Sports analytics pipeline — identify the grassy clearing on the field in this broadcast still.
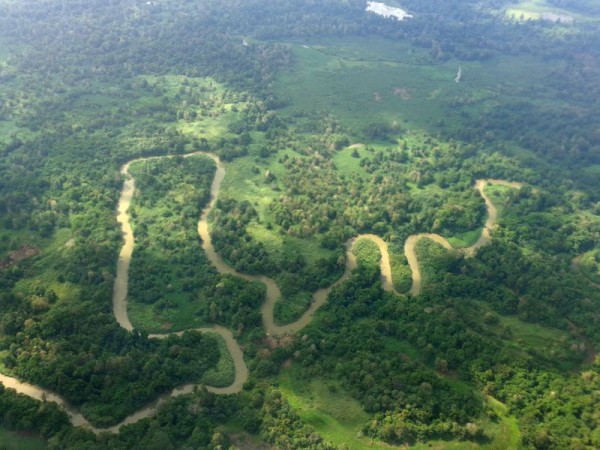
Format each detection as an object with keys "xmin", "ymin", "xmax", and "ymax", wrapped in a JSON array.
[
  {"xmin": 481, "ymin": 396, "xmax": 522, "ymax": 450},
  {"xmin": 504, "ymin": 0, "xmax": 590, "ymax": 21},
  {"xmin": 0, "ymin": 120, "xmax": 20, "ymax": 145},
  {"xmin": 141, "ymin": 75, "xmax": 250, "ymax": 141},
  {"xmin": 274, "ymin": 37, "xmax": 555, "ymax": 135},
  {"xmin": 381, "ymin": 336, "xmax": 422, "ymax": 362},
  {"xmin": 290, "ymin": 35, "xmax": 432, "ymax": 66},
  {"xmin": 490, "ymin": 312, "xmax": 583, "ymax": 371},
  {"xmin": 0, "ymin": 427, "xmax": 46, "ymax": 450},
  {"xmin": 448, "ymin": 229, "xmax": 482, "ymax": 249},
  {"xmin": 332, "ymin": 146, "xmax": 370, "ymax": 179},
  {"xmin": 219, "ymin": 155, "xmax": 277, "ymax": 221},
  {"xmin": 278, "ymin": 365, "xmax": 391, "ymax": 450},
  {"xmin": 500, "ymin": 317, "xmax": 583, "ymax": 370},
  {"xmin": 10, "ymin": 229, "xmax": 81, "ymax": 304},
  {"xmin": 248, "ymin": 223, "xmax": 333, "ymax": 268},
  {"xmin": 0, "ymin": 222, "xmax": 61, "ymax": 260},
  {"xmin": 219, "ymin": 155, "xmax": 336, "ymax": 269},
  {"xmin": 128, "ymin": 296, "xmax": 208, "ymax": 333},
  {"xmin": 279, "ymin": 364, "xmax": 521, "ymax": 450},
  {"xmin": 274, "ymin": 41, "xmax": 459, "ymax": 132}
]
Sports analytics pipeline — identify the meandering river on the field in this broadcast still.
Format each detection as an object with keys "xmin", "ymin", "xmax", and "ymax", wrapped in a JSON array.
[{"xmin": 0, "ymin": 151, "xmax": 523, "ymax": 434}]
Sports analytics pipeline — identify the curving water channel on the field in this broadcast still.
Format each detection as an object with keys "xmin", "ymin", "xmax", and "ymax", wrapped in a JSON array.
[{"xmin": 0, "ymin": 151, "xmax": 523, "ymax": 434}]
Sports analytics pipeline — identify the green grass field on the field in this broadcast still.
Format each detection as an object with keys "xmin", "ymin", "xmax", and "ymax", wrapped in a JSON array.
[
  {"xmin": 273, "ymin": 37, "xmax": 557, "ymax": 135},
  {"xmin": 332, "ymin": 146, "xmax": 370, "ymax": 179},
  {"xmin": 504, "ymin": 0, "xmax": 591, "ymax": 22},
  {"xmin": 11, "ymin": 228, "xmax": 82, "ymax": 304},
  {"xmin": 448, "ymin": 229, "xmax": 482, "ymax": 249},
  {"xmin": 478, "ymin": 305, "xmax": 584, "ymax": 371},
  {"xmin": 279, "ymin": 365, "xmax": 390, "ymax": 450},
  {"xmin": 128, "ymin": 296, "xmax": 208, "ymax": 332},
  {"xmin": 279, "ymin": 364, "xmax": 522, "ymax": 450}
]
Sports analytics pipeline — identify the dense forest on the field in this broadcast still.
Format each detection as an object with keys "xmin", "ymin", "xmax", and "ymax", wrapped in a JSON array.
[{"xmin": 0, "ymin": 0, "xmax": 599, "ymax": 448}]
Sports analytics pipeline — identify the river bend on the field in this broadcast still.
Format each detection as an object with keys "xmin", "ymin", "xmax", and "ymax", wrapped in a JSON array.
[{"xmin": 0, "ymin": 151, "xmax": 523, "ymax": 433}]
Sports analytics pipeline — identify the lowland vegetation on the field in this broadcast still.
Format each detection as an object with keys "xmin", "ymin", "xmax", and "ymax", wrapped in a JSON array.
[{"xmin": 0, "ymin": 0, "xmax": 599, "ymax": 449}]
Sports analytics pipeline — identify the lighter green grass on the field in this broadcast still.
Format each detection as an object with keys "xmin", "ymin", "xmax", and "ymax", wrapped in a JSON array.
[
  {"xmin": 11, "ymin": 229, "xmax": 81, "ymax": 303},
  {"xmin": 381, "ymin": 336, "xmax": 422, "ymax": 362},
  {"xmin": 279, "ymin": 366, "xmax": 390, "ymax": 450},
  {"xmin": 448, "ymin": 229, "xmax": 482, "ymax": 248},
  {"xmin": 504, "ymin": 0, "xmax": 589, "ymax": 22},
  {"xmin": 0, "ymin": 120, "xmax": 20, "ymax": 144},
  {"xmin": 274, "ymin": 37, "xmax": 556, "ymax": 134},
  {"xmin": 247, "ymin": 223, "xmax": 333, "ymax": 268},
  {"xmin": 219, "ymin": 155, "xmax": 335, "ymax": 268},
  {"xmin": 332, "ymin": 146, "xmax": 370, "ymax": 179},
  {"xmin": 496, "ymin": 315, "xmax": 582, "ymax": 370},
  {"xmin": 279, "ymin": 365, "xmax": 522, "ymax": 450},
  {"xmin": 138, "ymin": 75, "xmax": 250, "ymax": 141},
  {"xmin": 219, "ymin": 156, "xmax": 277, "ymax": 218},
  {"xmin": 128, "ymin": 296, "xmax": 208, "ymax": 332}
]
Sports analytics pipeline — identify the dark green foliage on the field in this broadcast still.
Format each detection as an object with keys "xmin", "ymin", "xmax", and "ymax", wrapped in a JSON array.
[
  {"xmin": 1, "ymin": 0, "xmax": 600, "ymax": 448},
  {"xmin": 0, "ymin": 385, "xmax": 70, "ymax": 439},
  {"xmin": 260, "ymin": 389, "xmax": 338, "ymax": 450},
  {"xmin": 482, "ymin": 363, "xmax": 600, "ymax": 449},
  {"xmin": 212, "ymin": 198, "xmax": 275, "ymax": 275}
]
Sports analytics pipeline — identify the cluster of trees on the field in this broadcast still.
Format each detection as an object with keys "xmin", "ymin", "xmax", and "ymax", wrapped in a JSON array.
[
  {"xmin": 0, "ymin": 384, "xmax": 69, "ymax": 440},
  {"xmin": 286, "ymin": 238, "xmax": 600, "ymax": 447},
  {"xmin": 127, "ymin": 157, "xmax": 266, "ymax": 334},
  {"xmin": 0, "ymin": 0, "xmax": 599, "ymax": 448},
  {"xmin": 0, "ymin": 0, "xmax": 291, "ymax": 95},
  {"xmin": 211, "ymin": 198, "xmax": 275, "ymax": 275},
  {"xmin": 127, "ymin": 156, "xmax": 215, "ymax": 303},
  {"xmin": 211, "ymin": 196, "xmax": 345, "ymax": 324},
  {"xmin": 287, "ymin": 263, "xmax": 487, "ymax": 443},
  {"xmin": 1, "ymin": 279, "xmax": 222, "ymax": 427},
  {"xmin": 0, "ymin": 383, "xmax": 252, "ymax": 449},
  {"xmin": 259, "ymin": 389, "xmax": 338, "ymax": 450},
  {"xmin": 270, "ymin": 145, "xmax": 489, "ymax": 246},
  {"xmin": 0, "ymin": 379, "xmax": 345, "ymax": 449},
  {"xmin": 483, "ymin": 364, "xmax": 600, "ymax": 449}
]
